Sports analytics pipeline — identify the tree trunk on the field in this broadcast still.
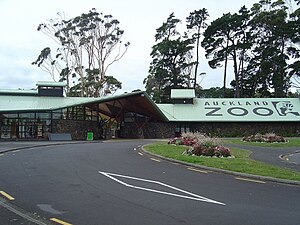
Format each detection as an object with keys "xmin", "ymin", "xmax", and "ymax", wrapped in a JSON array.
[
  {"xmin": 232, "ymin": 47, "xmax": 240, "ymax": 98},
  {"xmin": 193, "ymin": 28, "xmax": 201, "ymax": 89},
  {"xmin": 223, "ymin": 57, "xmax": 228, "ymax": 98},
  {"xmin": 223, "ymin": 39, "xmax": 229, "ymax": 97}
]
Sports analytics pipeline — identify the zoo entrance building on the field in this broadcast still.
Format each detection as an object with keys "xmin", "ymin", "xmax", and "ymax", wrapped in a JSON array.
[{"xmin": 1, "ymin": 81, "xmax": 300, "ymax": 140}]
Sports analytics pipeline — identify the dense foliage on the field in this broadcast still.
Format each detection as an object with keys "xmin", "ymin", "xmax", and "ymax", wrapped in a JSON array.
[
  {"xmin": 146, "ymin": 0, "xmax": 300, "ymax": 101},
  {"xmin": 143, "ymin": 13, "xmax": 196, "ymax": 103}
]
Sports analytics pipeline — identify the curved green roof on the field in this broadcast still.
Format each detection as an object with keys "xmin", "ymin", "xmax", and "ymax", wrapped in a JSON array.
[
  {"xmin": 0, "ymin": 91, "xmax": 168, "ymax": 121},
  {"xmin": 157, "ymin": 98, "xmax": 300, "ymax": 122}
]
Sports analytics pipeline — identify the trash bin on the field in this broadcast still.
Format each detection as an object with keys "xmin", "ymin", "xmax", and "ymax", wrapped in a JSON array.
[{"xmin": 87, "ymin": 131, "xmax": 93, "ymax": 141}]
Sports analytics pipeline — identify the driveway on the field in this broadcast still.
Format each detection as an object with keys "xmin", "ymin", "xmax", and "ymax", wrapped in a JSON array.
[
  {"xmin": 225, "ymin": 143, "xmax": 300, "ymax": 172},
  {"xmin": 0, "ymin": 141, "xmax": 299, "ymax": 225}
]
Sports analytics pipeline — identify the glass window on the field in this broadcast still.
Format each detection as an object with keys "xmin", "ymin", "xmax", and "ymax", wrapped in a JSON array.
[
  {"xmin": 1, "ymin": 126, "xmax": 11, "ymax": 139},
  {"xmin": 2, "ymin": 113, "xmax": 18, "ymax": 119},
  {"xmin": 0, "ymin": 112, "xmax": 52, "ymax": 140},
  {"xmin": 85, "ymin": 107, "xmax": 98, "ymax": 121},
  {"xmin": 52, "ymin": 109, "xmax": 66, "ymax": 120},
  {"xmin": 36, "ymin": 113, "xmax": 50, "ymax": 119},
  {"xmin": 19, "ymin": 113, "xmax": 35, "ymax": 119}
]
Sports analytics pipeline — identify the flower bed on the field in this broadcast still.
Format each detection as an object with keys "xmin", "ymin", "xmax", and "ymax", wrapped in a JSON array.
[
  {"xmin": 168, "ymin": 132, "xmax": 231, "ymax": 158},
  {"xmin": 242, "ymin": 133, "xmax": 286, "ymax": 143}
]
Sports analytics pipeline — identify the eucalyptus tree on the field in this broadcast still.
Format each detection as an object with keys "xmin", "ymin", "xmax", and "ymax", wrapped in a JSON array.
[
  {"xmin": 186, "ymin": 8, "xmax": 209, "ymax": 88},
  {"xmin": 144, "ymin": 13, "xmax": 195, "ymax": 103},
  {"xmin": 32, "ymin": 9, "xmax": 129, "ymax": 97}
]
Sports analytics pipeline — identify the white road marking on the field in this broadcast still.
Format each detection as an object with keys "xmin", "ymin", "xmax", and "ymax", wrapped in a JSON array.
[
  {"xmin": 138, "ymin": 152, "xmax": 143, "ymax": 156},
  {"xmin": 50, "ymin": 218, "xmax": 73, "ymax": 225},
  {"xmin": 150, "ymin": 158, "xmax": 161, "ymax": 162},
  {"xmin": 187, "ymin": 167, "xmax": 209, "ymax": 174},
  {"xmin": 235, "ymin": 177, "xmax": 266, "ymax": 184},
  {"xmin": 0, "ymin": 191, "xmax": 15, "ymax": 201},
  {"xmin": 99, "ymin": 171, "xmax": 225, "ymax": 205}
]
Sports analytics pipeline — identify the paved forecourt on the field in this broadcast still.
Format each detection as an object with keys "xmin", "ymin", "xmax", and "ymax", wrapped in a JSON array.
[{"xmin": 0, "ymin": 141, "xmax": 299, "ymax": 225}]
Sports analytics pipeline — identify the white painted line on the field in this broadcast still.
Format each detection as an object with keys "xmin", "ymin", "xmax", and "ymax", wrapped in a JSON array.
[
  {"xmin": 235, "ymin": 177, "xmax": 266, "ymax": 184},
  {"xmin": 150, "ymin": 158, "xmax": 161, "ymax": 162},
  {"xmin": 50, "ymin": 218, "xmax": 73, "ymax": 225},
  {"xmin": 99, "ymin": 171, "xmax": 225, "ymax": 205},
  {"xmin": 0, "ymin": 191, "xmax": 15, "ymax": 201},
  {"xmin": 187, "ymin": 167, "xmax": 209, "ymax": 174},
  {"xmin": 138, "ymin": 152, "xmax": 143, "ymax": 156}
]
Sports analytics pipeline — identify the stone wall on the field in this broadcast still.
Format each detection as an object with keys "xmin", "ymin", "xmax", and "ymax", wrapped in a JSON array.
[
  {"xmin": 53, "ymin": 120, "xmax": 300, "ymax": 140},
  {"xmin": 120, "ymin": 122, "xmax": 175, "ymax": 139},
  {"xmin": 120, "ymin": 121, "xmax": 300, "ymax": 138},
  {"xmin": 52, "ymin": 120, "xmax": 102, "ymax": 140},
  {"xmin": 188, "ymin": 122, "xmax": 300, "ymax": 137},
  {"xmin": 143, "ymin": 122, "xmax": 176, "ymax": 138}
]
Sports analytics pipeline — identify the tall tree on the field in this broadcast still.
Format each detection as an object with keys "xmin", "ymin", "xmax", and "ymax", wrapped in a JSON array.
[
  {"xmin": 186, "ymin": 8, "xmax": 209, "ymax": 88},
  {"xmin": 144, "ymin": 13, "xmax": 195, "ymax": 103},
  {"xmin": 201, "ymin": 7, "xmax": 251, "ymax": 97},
  {"xmin": 32, "ymin": 9, "xmax": 129, "ymax": 97},
  {"xmin": 247, "ymin": 0, "xmax": 291, "ymax": 97},
  {"xmin": 287, "ymin": 0, "xmax": 300, "ymax": 87}
]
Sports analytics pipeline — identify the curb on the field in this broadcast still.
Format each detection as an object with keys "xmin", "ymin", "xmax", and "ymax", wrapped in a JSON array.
[
  {"xmin": 0, "ymin": 141, "xmax": 102, "ymax": 155},
  {"xmin": 141, "ymin": 144, "xmax": 300, "ymax": 187}
]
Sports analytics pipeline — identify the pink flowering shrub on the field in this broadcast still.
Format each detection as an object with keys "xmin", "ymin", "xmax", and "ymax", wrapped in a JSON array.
[
  {"xmin": 242, "ymin": 133, "xmax": 286, "ymax": 143},
  {"xmin": 169, "ymin": 132, "xmax": 231, "ymax": 158}
]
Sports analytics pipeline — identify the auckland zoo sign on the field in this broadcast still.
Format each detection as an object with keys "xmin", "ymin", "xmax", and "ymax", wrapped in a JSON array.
[{"xmin": 200, "ymin": 99, "xmax": 300, "ymax": 122}]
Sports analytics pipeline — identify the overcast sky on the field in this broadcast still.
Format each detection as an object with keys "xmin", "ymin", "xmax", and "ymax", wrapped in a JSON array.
[{"xmin": 0, "ymin": 0, "xmax": 258, "ymax": 92}]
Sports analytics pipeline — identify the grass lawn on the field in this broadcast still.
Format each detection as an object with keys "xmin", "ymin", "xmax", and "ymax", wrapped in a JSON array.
[
  {"xmin": 223, "ymin": 137, "xmax": 300, "ymax": 147},
  {"xmin": 144, "ymin": 142, "xmax": 300, "ymax": 181}
]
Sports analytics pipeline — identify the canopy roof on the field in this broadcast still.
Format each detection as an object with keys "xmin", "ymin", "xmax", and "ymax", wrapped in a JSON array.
[
  {"xmin": 2, "ymin": 87, "xmax": 300, "ymax": 122},
  {"xmin": 0, "ymin": 91, "xmax": 168, "ymax": 121}
]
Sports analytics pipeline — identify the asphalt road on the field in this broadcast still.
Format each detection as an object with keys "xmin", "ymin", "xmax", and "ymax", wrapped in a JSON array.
[
  {"xmin": 286, "ymin": 152, "xmax": 300, "ymax": 165},
  {"xmin": 225, "ymin": 143, "xmax": 300, "ymax": 172},
  {"xmin": 0, "ymin": 141, "xmax": 299, "ymax": 225}
]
